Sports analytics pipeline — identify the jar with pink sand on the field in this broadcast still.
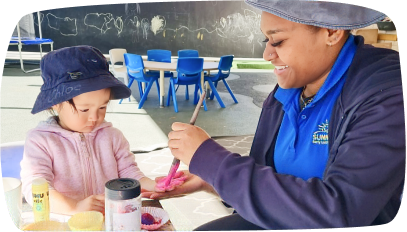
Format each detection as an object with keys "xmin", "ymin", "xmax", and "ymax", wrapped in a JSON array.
[{"xmin": 105, "ymin": 178, "xmax": 141, "ymax": 231}]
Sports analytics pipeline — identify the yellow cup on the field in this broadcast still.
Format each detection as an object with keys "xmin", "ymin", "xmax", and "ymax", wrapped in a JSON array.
[
  {"xmin": 68, "ymin": 211, "xmax": 104, "ymax": 231},
  {"xmin": 21, "ymin": 220, "xmax": 70, "ymax": 231}
]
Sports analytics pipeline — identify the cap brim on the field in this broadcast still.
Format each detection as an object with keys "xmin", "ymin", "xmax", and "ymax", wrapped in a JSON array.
[
  {"xmin": 31, "ymin": 74, "xmax": 131, "ymax": 114},
  {"xmin": 245, "ymin": 0, "xmax": 386, "ymax": 30}
]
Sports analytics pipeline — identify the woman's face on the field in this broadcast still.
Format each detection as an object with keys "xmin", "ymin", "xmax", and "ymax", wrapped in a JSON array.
[{"xmin": 260, "ymin": 11, "xmax": 335, "ymax": 90}]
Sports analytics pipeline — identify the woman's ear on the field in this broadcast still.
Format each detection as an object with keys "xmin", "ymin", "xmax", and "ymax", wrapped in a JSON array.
[{"xmin": 326, "ymin": 29, "xmax": 346, "ymax": 46}]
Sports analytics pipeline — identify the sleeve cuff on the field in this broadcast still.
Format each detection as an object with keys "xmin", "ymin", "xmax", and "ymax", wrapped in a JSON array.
[{"xmin": 189, "ymin": 139, "xmax": 232, "ymax": 185}]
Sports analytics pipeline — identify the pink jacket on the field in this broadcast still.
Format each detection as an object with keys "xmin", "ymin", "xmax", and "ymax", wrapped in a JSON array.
[{"xmin": 20, "ymin": 117, "xmax": 145, "ymax": 205}]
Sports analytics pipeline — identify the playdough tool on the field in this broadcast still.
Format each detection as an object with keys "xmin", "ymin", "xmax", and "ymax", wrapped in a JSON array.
[{"xmin": 164, "ymin": 91, "xmax": 206, "ymax": 188}]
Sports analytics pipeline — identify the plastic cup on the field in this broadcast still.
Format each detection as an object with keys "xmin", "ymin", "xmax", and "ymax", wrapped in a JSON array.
[
  {"xmin": 2, "ymin": 177, "xmax": 22, "ymax": 228},
  {"xmin": 68, "ymin": 211, "xmax": 104, "ymax": 231},
  {"xmin": 21, "ymin": 220, "xmax": 70, "ymax": 231}
]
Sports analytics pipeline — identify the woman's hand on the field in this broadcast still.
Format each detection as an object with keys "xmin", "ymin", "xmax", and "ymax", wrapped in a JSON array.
[
  {"xmin": 141, "ymin": 170, "xmax": 217, "ymax": 199},
  {"xmin": 168, "ymin": 122, "xmax": 211, "ymax": 166},
  {"xmin": 74, "ymin": 194, "xmax": 105, "ymax": 214}
]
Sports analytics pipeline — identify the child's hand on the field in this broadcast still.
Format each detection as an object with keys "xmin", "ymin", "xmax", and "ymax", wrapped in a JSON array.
[
  {"xmin": 139, "ymin": 177, "xmax": 157, "ymax": 192},
  {"xmin": 74, "ymin": 194, "xmax": 105, "ymax": 214}
]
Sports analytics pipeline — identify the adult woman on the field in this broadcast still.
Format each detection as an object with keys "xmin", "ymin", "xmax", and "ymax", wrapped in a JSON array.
[{"xmin": 143, "ymin": 0, "xmax": 404, "ymax": 229}]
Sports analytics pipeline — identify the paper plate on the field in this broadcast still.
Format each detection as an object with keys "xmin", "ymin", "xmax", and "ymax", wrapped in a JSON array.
[{"xmin": 141, "ymin": 207, "xmax": 169, "ymax": 230}]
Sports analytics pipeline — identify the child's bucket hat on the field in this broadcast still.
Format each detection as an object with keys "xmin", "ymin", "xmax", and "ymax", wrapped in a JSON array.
[{"xmin": 32, "ymin": 45, "xmax": 131, "ymax": 114}]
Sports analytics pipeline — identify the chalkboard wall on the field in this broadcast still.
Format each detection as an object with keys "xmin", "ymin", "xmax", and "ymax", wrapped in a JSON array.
[{"xmin": 8, "ymin": 1, "xmax": 265, "ymax": 58}]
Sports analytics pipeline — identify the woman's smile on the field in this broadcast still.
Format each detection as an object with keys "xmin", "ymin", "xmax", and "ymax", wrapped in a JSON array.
[{"xmin": 273, "ymin": 65, "xmax": 290, "ymax": 78}]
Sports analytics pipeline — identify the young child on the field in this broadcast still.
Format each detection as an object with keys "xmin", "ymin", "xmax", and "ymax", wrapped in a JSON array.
[{"xmin": 20, "ymin": 45, "xmax": 180, "ymax": 215}]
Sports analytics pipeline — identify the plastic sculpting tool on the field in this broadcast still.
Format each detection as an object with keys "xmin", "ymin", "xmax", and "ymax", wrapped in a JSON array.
[{"xmin": 164, "ymin": 91, "xmax": 206, "ymax": 188}]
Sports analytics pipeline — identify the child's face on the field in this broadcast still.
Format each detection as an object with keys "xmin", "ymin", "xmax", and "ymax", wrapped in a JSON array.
[{"xmin": 53, "ymin": 88, "xmax": 111, "ymax": 133}]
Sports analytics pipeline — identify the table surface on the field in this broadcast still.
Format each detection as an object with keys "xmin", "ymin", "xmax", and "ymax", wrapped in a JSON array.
[
  {"xmin": 144, "ymin": 60, "xmax": 219, "ymax": 72},
  {"xmin": 21, "ymin": 199, "xmax": 175, "ymax": 231}
]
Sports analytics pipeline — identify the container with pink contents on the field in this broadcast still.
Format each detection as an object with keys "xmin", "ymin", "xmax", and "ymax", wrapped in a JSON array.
[
  {"xmin": 105, "ymin": 178, "xmax": 169, "ymax": 231},
  {"xmin": 16, "ymin": 178, "xmax": 169, "ymax": 231}
]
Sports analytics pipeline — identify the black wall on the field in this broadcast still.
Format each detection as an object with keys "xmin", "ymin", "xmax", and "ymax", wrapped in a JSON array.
[{"xmin": 8, "ymin": 1, "xmax": 265, "ymax": 58}]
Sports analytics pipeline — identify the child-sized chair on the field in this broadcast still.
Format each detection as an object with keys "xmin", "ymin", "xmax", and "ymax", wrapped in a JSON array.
[
  {"xmin": 204, "ymin": 55, "xmax": 238, "ymax": 107},
  {"xmin": 167, "ymin": 57, "xmax": 207, "ymax": 113},
  {"xmin": 146, "ymin": 49, "xmax": 174, "ymax": 78},
  {"xmin": 120, "ymin": 53, "xmax": 160, "ymax": 109},
  {"xmin": 177, "ymin": 49, "xmax": 199, "ymax": 58},
  {"xmin": 177, "ymin": 49, "xmax": 199, "ymax": 100},
  {"xmin": 110, "ymin": 48, "xmax": 140, "ymax": 102}
]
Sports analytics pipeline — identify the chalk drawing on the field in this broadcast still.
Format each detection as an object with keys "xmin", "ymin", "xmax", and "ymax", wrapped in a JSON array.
[
  {"xmin": 46, "ymin": 13, "xmax": 78, "ymax": 36},
  {"xmin": 157, "ymin": 9, "xmax": 261, "ymax": 46},
  {"xmin": 84, "ymin": 13, "xmax": 115, "ymax": 34},
  {"xmin": 41, "ymin": 7, "xmax": 262, "ymax": 53},
  {"xmin": 82, "ymin": 13, "xmax": 124, "ymax": 35},
  {"xmin": 114, "ymin": 16, "xmax": 124, "ymax": 35},
  {"xmin": 125, "ymin": 3, "xmax": 141, "ymax": 15},
  {"xmin": 127, "ymin": 16, "xmax": 141, "ymax": 43},
  {"xmin": 140, "ymin": 18, "xmax": 150, "ymax": 39},
  {"xmin": 150, "ymin": 15, "xmax": 166, "ymax": 35}
]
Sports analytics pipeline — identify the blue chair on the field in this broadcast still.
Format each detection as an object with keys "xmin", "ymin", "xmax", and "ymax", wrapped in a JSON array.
[
  {"xmin": 177, "ymin": 50, "xmax": 199, "ymax": 100},
  {"xmin": 119, "ymin": 53, "xmax": 160, "ymax": 109},
  {"xmin": 204, "ymin": 55, "xmax": 238, "ymax": 107},
  {"xmin": 167, "ymin": 57, "xmax": 207, "ymax": 113},
  {"xmin": 146, "ymin": 49, "xmax": 174, "ymax": 78},
  {"xmin": 178, "ymin": 49, "xmax": 199, "ymax": 58},
  {"xmin": 1, "ymin": 141, "xmax": 25, "ymax": 179}
]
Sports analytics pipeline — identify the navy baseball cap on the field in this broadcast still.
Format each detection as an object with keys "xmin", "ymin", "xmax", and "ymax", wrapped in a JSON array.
[
  {"xmin": 245, "ymin": 0, "xmax": 386, "ymax": 30},
  {"xmin": 31, "ymin": 45, "xmax": 131, "ymax": 114}
]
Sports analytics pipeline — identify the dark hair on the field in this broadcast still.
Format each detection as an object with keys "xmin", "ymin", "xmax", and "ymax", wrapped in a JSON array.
[
  {"xmin": 47, "ymin": 99, "xmax": 78, "ymax": 116},
  {"xmin": 46, "ymin": 88, "xmax": 113, "ymax": 116}
]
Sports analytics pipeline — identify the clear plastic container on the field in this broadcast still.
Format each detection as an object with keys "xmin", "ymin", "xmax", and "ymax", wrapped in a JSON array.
[{"xmin": 105, "ymin": 178, "xmax": 141, "ymax": 231}]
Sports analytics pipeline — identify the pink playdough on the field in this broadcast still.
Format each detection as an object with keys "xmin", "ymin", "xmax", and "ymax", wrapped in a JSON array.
[{"xmin": 156, "ymin": 171, "xmax": 187, "ymax": 192}]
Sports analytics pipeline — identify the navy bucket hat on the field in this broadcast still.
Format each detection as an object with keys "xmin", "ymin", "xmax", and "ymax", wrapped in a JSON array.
[
  {"xmin": 245, "ymin": 0, "xmax": 386, "ymax": 30},
  {"xmin": 32, "ymin": 45, "xmax": 131, "ymax": 114}
]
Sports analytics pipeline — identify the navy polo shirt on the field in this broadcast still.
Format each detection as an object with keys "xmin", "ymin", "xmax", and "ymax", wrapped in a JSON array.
[{"xmin": 274, "ymin": 35, "xmax": 357, "ymax": 180}]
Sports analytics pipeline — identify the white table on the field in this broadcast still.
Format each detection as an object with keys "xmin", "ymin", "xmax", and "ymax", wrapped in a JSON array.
[{"xmin": 143, "ymin": 61, "xmax": 219, "ymax": 107}]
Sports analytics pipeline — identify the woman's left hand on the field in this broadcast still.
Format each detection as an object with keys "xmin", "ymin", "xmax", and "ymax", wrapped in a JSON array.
[{"xmin": 168, "ymin": 122, "xmax": 210, "ymax": 166}]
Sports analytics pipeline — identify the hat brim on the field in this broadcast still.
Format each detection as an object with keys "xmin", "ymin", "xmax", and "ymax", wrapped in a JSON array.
[
  {"xmin": 245, "ymin": 0, "xmax": 386, "ymax": 30},
  {"xmin": 31, "ymin": 73, "xmax": 131, "ymax": 114}
]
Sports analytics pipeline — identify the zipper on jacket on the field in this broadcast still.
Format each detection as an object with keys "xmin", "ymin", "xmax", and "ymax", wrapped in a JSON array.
[{"xmin": 79, "ymin": 133, "xmax": 93, "ymax": 197}]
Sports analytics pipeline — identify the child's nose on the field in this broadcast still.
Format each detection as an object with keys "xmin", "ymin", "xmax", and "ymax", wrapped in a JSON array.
[{"xmin": 88, "ymin": 112, "xmax": 98, "ymax": 122}]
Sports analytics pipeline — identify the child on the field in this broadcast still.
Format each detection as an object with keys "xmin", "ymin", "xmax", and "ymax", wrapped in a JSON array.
[{"xmin": 20, "ymin": 45, "xmax": 180, "ymax": 215}]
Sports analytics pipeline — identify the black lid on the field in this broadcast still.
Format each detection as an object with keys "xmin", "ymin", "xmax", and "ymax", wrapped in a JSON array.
[{"xmin": 105, "ymin": 178, "xmax": 141, "ymax": 200}]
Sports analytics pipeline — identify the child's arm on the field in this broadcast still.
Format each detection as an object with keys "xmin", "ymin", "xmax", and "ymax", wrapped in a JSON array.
[
  {"xmin": 49, "ymin": 189, "xmax": 105, "ymax": 215},
  {"xmin": 111, "ymin": 129, "xmax": 146, "ymax": 179},
  {"xmin": 139, "ymin": 177, "xmax": 156, "ymax": 192}
]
